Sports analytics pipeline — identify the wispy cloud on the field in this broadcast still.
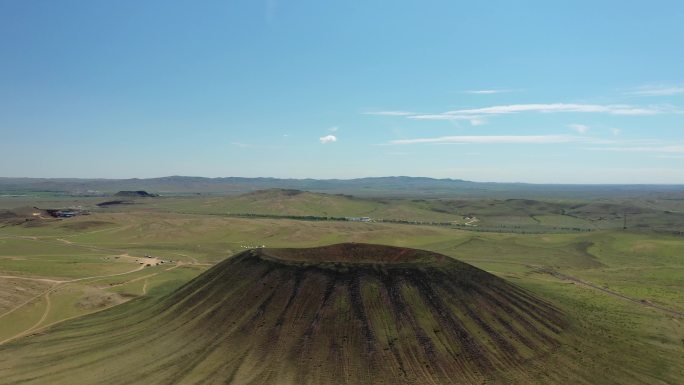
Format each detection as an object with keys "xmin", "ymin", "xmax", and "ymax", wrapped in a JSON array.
[
  {"xmin": 320, "ymin": 134, "xmax": 338, "ymax": 144},
  {"xmin": 586, "ymin": 145, "xmax": 684, "ymax": 153},
  {"xmin": 388, "ymin": 135, "xmax": 586, "ymax": 145},
  {"xmin": 444, "ymin": 103, "xmax": 668, "ymax": 116},
  {"xmin": 365, "ymin": 103, "xmax": 673, "ymax": 126},
  {"xmin": 231, "ymin": 142, "xmax": 251, "ymax": 148},
  {"xmin": 329, "ymin": 126, "xmax": 339, "ymax": 132},
  {"xmin": 568, "ymin": 123, "xmax": 589, "ymax": 134},
  {"xmin": 626, "ymin": 85, "xmax": 684, "ymax": 97},
  {"xmin": 406, "ymin": 114, "xmax": 469, "ymax": 121},
  {"xmin": 463, "ymin": 89, "xmax": 513, "ymax": 95},
  {"xmin": 408, "ymin": 114, "xmax": 486, "ymax": 126},
  {"xmin": 611, "ymin": 128, "xmax": 621, "ymax": 136}
]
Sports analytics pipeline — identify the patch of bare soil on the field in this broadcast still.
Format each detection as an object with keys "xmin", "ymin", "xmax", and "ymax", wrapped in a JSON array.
[{"xmin": 76, "ymin": 289, "xmax": 126, "ymax": 310}]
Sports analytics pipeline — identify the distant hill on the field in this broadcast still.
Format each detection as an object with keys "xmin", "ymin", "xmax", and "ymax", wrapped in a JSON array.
[
  {"xmin": 181, "ymin": 188, "xmax": 379, "ymax": 218},
  {"xmin": 144, "ymin": 189, "xmax": 684, "ymax": 232},
  {"xmin": 113, "ymin": 190, "xmax": 159, "ymax": 198},
  {"xmin": 0, "ymin": 206, "xmax": 51, "ymax": 227},
  {"xmin": 2, "ymin": 176, "xmax": 684, "ymax": 199}
]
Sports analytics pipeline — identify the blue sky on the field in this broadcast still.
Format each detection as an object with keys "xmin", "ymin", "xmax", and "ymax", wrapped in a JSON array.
[{"xmin": 1, "ymin": 0, "xmax": 683, "ymax": 183}]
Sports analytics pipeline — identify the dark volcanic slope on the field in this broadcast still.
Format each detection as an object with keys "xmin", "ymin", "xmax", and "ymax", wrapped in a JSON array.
[
  {"xmin": 260, "ymin": 243, "xmax": 446, "ymax": 263},
  {"xmin": 0, "ymin": 244, "xmax": 568, "ymax": 385}
]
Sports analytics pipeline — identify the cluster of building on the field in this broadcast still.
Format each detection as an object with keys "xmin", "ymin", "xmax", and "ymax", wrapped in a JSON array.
[
  {"xmin": 240, "ymin": 245, "xmax": 266, "ymax": 249},
  {"xmin": 345, "ymin": 217, "xmax": 372, "ymax": 222},
  {"xmin": 46, "ymin": 207, "xmax": 89, "ymax": 218}
]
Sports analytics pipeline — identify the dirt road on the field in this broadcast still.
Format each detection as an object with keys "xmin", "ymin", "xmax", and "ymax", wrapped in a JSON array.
[{"xmin": 538, "ymin": 267, "xmax": 684, "ymax": 318}]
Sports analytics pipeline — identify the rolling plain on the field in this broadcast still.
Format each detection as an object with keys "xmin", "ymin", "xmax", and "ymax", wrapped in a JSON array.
[{"xmin": 0, "ymin": 184, "xmax": 683, "ymax": 384}]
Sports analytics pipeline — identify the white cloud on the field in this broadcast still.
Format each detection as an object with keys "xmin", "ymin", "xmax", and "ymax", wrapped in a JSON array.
[
  {"xmin": 585, "ymin": 145, "xmax": 684, "ymax": 153},
  {"xmin": 408, "ymin": 114, "xmax": 486, "ymax": 126},
  {"xmin": 568, "ymin": 124, "xmax": 590, "ymax": 134},
  {"xmin": 389, "ymin": 135, "xmax": 584, "ymax": 145},
  {"xmin": 611, "ymin": 128, "xmax": 621, "ymax": 136},
  {"xmin": 627, "ymin": 85, "xmax": 684, "ymax": 97},
  {"xmin": 320, "ymin": 135, "xmax": 338, "ymax": 144},
  {"xmin": 363, "ymin": 111, "xmax": 415, "ymax": 116},
  {"xmin": 329, "ymin": 126, "xmax": 339, "ymax": 132},
  {"xmin": 444, "ymin": 103, "xmax": 667, "ymax": 116},
  {"xmin": 371, "ymin": 103, "xmax": 671, "ymax": 125}
]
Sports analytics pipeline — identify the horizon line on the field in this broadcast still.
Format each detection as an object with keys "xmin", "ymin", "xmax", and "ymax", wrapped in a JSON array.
[{"xmin": 1, "ymin": 175, "xmax": 684, "ymax": 187}]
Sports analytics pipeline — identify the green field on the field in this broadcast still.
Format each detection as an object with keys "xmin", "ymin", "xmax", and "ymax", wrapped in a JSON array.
[
  {"xmin": 103, "ymin": 189, "xmax": 684, "ymax": 233},
  {"xmin": 0, "ymin": 192, "xmax": 683, "ymax": 384}
]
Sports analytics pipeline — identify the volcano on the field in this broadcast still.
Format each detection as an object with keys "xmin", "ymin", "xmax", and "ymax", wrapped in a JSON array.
[{"xmin": 0, "ymin": 243, "xmax": 567, "ymax": 385}]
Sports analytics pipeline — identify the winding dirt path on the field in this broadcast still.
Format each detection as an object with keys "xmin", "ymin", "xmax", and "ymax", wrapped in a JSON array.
[
  {"xmin": 0, "ymin": 285, "xmax": 57, "ymax": 321},
  {"xmin": 0, "ymin": 261, "xmax": 145, "ymax": 288},
  {"xmin": 0, "ymin": 262, "xmax": 163, "ymax": 346},
  {"xmin": 28, "ymin": 292, "xmax": 52, "ymax": 334},
  {"xmin": 65, "ymin": 264, "xmax": 146, "ymax": 284},
  {"xmin": 0, "ymin": 290, "xmax": 54, "ymax": 345},
  {"xmin": 0, "ymin": 231, "xmax": 208, "ymax": 346},
  {"xmin": 0, "ymin": 260, "xmax": 192, "ymax": 346},
  {"xmin": 1, "ymin": 234, "xmax": 125, "ymax": 255},
  {"xmin": 539, "ymin": 267, "xmax": 684, "ymax": 318},
  {"xmin": 0, "ymin": 275, "xmax": 65, "ymax": 284},
  {"xmin": 171, "ymin": 252, "xmax": 199, "ymax": 264}
]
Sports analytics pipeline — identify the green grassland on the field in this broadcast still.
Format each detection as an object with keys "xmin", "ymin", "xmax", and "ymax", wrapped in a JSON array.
[
  {"xmin": 4, "ymin": 188, "xmax": 684, "ymax": 234},
  {"xmin": 0, "ymin": 195, "xmax": 104, "ymax": 210},
  {"xmin": 84, "ymin": 189, "xmax": 684, "ymax": 233},
  {"xmin": 0, "ymin": 194, "xmax": 683, "ymax": 384}
]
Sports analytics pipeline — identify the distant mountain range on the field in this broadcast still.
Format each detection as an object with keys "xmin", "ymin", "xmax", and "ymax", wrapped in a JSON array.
[{"xmin": 1, "ymin": 176, "xmax": 684, "ymax": 198}]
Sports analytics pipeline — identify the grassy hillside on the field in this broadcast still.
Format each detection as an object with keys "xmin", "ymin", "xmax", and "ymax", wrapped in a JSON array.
[
  {"xmin": 141, "ymin": 189, "xmax": 462, "ymax": 223},
  {"xmin": 0, "ymin": 244, "xmax": 571, "ymax": 384},
  {"xmin": 3, "ymin": 188, "xmax": 683, "ymax": 233},
  {"xmin": 104, "ymin": 189, "xmax": 684, "ymax": 233},
  {"xmin": 0, "ymin": 199, "xmax": 683, "ymax": 384}
]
